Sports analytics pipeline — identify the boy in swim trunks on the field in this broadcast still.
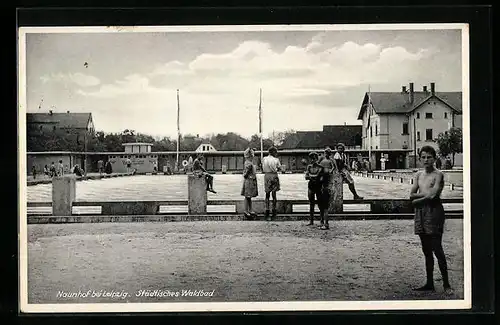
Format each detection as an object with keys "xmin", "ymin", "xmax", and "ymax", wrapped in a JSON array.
[
  {"xmin": 305, "ymin": 151, "xmax": 324, "ymax": 226},
  {"xmin": 318, "ymin": 147, "xmax": 336, "ymax": 230},
  {"xmin": 410, "ymin": 145, "xmax": 451, "ymax": 293}
]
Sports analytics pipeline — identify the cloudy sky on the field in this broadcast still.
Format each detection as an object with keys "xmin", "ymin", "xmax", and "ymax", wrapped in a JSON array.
[{"xmin": 24, "ymin": 26, "xmax": 463, "ymax": 139}]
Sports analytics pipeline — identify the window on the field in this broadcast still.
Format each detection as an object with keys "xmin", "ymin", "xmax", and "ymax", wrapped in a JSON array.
[
  {"xmin": 375, "ymin": 146, "xmax": 378, "ymax": 149},
  {"xmin": 402, "ymin": 123, "xmax": 409, "ymax": 135},
  {"xmin": 444, "ymin": 112, "xmax": 448, "ymax": 119},
  {"xmin": 53, "ymin": 126, "xmax": 56, "ymax": 131},
  {"xmin": 425, "ymin": 113, "xmax": 433, "ymax": 119},
  {"xmin": 370, "ymin": 127, "xmax": 372, "ymax": 137},
  {"xmin": 417, "ymin": 131, "xmax": 421, "ymax": 141},
  {"xmin": 426, "ymin": 129, "xmax": 433, "ymax": 141},
  {"xmin": 416, "ymin": 112, "xmax": 420, "ymax": 119}
]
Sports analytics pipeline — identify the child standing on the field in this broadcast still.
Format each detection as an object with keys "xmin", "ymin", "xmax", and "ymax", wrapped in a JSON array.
[
  {"xmin": 262, "ymin": 147, "xmax": 282, "ymax": 220},
  {"xmin": 318, "ymin": 147, "xmax": 335, "ymax": 230},
  {"xmin": 305, "ymin": 152, "xmax": 324, "ymax": 226},
  {"xmin": 410, "ymin": 145, "xmax": 451, "ymax": 293},
  {"xmin": 241, "ymin": 147, "xmax": 258, "ymax": 218}
]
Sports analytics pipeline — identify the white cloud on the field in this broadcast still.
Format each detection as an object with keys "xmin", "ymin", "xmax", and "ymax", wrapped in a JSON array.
[
  {"xmin": 71, "ymin": 34, "xmax": 435, "ymax": 137},
  {"xmin": 77, "ymin": 74, "xmax": 167, "ymax": 98},
  {"xmin": 40, "ymin": 72, "xmax": 100, "ymax": 87}
]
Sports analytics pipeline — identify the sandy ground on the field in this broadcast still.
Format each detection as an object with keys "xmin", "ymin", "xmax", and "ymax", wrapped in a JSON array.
[{"xmin": 27, "ymin": 220, "xmax": 464, "ymax": 304}]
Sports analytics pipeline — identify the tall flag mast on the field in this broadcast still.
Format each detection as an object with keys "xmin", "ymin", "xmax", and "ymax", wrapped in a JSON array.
[
  {"xmin": 176, "ymin": 89, "xmax": 180, "ymax": 171},
  {"xmin": 259, "ymin": 89, "xmax": 263, "ymax": 164}
]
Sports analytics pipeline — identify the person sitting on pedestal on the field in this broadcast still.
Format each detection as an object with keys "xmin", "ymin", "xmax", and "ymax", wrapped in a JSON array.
[
  {"xmin": 193, "ymin": 153, "xmax": 216, "ymax": 194},
  {"xmin": 334, "ymin": 143, "xmax": 363, "ymax": 200}
]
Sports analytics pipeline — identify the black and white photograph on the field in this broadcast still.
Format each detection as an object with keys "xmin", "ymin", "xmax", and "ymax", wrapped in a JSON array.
[{"xmin": 18, "ymin": 23, "xmax": 470, "ymax": 312}]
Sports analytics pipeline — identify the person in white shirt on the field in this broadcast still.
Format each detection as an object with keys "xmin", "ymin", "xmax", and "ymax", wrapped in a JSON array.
[
  {"xmin": 126, "ymin": 157, "xmax": 132, "ymax": 173},
  {"xmin": 334, "ymin": 143, "xmax": 363, "ymax": 200},
  {"xmin": 262, "ymin": 147, "xmax": 282, "ymax": 220},
  {"xmin": 57, "ymin": 160, "xmax": 64, "ymax": 177}
]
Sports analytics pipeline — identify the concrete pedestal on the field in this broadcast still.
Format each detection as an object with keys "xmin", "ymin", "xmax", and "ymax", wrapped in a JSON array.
[
  {"xmin": 52, "ymin": 175, "xmax": 76, "ymax": 216},
  {"xmin": 328, "ymin": 170, "xmax": 344, "ymax": 214},
  {"xmin": 188, "ymin": 175, "xmax": 207, "ymax": 214}
]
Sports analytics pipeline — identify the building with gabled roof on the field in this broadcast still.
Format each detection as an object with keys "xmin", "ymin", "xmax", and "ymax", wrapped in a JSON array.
[
  {"xmin": 279, "ymin": 125, "xmax": 362, "ymax": 150},
  {"xmin": 27, "ymin": 111, "xmax": 94, "ymax": 132},
  {"xmin": 357, "ymin": 82, "xmax": 462, "ymax": 168}
]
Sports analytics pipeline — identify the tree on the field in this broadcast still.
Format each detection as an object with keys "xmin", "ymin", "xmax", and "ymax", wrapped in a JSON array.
[
  {"xmin": 121, "ymin": 129, "xmax": 136, "ymax": 143},
  {"xmin": 268, "ymin": 129, "xmax": 296, "ymax": 147},
  {"xmin": 248, "ymin": 134, "xmax": 273, "ymax": 151},
  {"xmin": 436, "ymin": 127, "xmax": 462, "ymax": 167}
]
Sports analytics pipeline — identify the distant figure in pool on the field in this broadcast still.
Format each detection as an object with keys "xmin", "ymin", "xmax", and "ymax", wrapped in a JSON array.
[
  {"xmin": 97, "ymin": 159, "xmax": 104, "ymax": 175},
  {"xmin": 241, "ymin": 147, "xmax": 258, "ymax": 218},
  {"xmin": 126, "ymin": 157, "xmax": 132, "ymax": 173},
  {"xmin": 105, "ymin": 160, "xmax": 113, "ymax": 174},
  {"xmin": 73, "ymin": 164, "xmax": 83, "ymax": 177},
  {"xmin": 410, "ymin": 145, "xmax": 451, "ymax": 293},
  {"xmin": 49, "ymin": 162, "xmax": 56, "ymax": 177},
  {"xmin": 57, "ymin": 160, "xmax": 64, "ymax": 177},
  {"xmin": 193, "ymin": 153, "xmax": 216, "ymax": 194}
]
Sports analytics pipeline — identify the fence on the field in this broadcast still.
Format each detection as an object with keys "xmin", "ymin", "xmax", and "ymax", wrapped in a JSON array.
[
  {"xmin": 26, "ymin": 174, "xmax": 464, "ymax": 224},
  {"xmin": 352, "ymin": 171, "xmax": 462, "ymax": 190}
]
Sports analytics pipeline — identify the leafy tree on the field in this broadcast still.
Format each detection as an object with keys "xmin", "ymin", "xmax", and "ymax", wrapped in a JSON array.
[
  {"xmin": 248, "ymin": 134, "xmax": 274, "ymax": 151},
  {"xmin": 436, "ymin": 127, "xmax": 462, "ymax": 167},
  {"xmin": 268, "ymin": 129, "xmax": 296, "ymax": 147}
]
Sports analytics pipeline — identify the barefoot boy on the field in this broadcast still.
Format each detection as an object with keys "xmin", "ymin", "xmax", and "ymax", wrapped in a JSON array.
[
  {"xmin": 317, "ymin": 147, "xmax": 336, "ymax": 230},
  {"xmin": 410, "ymin": 145, "xmax": 451, "ymax": 292},
  {"xmin": 305, "ymin": 151, "xmax": 324, "ymax": 226}
]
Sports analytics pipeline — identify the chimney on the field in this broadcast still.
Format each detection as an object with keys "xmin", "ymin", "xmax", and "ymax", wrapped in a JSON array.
[
  {"xmin": 423, "ymin": 85, "xmax": 428, "ymax": 92},
  {"xmin": 430, "ymin": 82, "xmax": 435, "ymax": 95},
  {"xmin": 67, "ymin": 110, "xmax": 70, "ymax": 113},
  {"xmin": 409, "ymin": 82, "xmax": 414, "ymax": 103},
  {"xmin": 49, "ymin": 110, "xmax": 53, "ymax": 115},
  {"xmin": 402, "ymin": 86, "xmax": 407, "ymax": 93}
]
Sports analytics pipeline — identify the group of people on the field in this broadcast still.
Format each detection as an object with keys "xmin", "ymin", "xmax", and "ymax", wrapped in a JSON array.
[
  {"xmin": 33, "ymin": 160, "xmax": 65, "ymax": 179},
  {"xmin": 192, "ymin": 143, "xmax": 452, "ymax": 292},
  {"xmin": 238, "ymin": 143, "xmax": 364, "ymax": 226}
]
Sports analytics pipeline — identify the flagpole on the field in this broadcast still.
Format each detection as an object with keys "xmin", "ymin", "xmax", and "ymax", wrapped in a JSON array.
[
  {"xmin": 367, "ymin": 86, "xmax": 371, "ymax": 170},
  {"xmin": 176, "ymin": 89, "xmax": 180, "ymax": 171},
  {"xmin": 259, "ymin": 89, "xmax": 263, "ymax": 166}
]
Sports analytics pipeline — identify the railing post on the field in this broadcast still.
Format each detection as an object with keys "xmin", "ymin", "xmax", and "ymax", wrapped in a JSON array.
[
  {"xmin": 52, "ymin": 175, "xmax": 76, "ymax": 216},
  {"xmin": 329, "ymin": 170, "xmax": 343, "ymax": 213},
  {"xmin": 188, "ymin": 174, "xmax": 207, "ymax": 214}
]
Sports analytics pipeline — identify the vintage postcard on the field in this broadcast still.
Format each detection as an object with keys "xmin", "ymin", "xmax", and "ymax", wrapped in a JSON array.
[{"xmin": 18, "ymin": 23, "xmax": 470, "ymax": 313}]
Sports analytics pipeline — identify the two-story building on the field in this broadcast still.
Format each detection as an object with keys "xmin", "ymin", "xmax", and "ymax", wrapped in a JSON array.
[
  {"xmin": 27, "ymin": 110, "xmax": 95, "ymax": 147},
  {"xmin": 27, "ymin": 111, "xmax": 96, "ymax": 172},
  {"xmin": 358, "ymin": 82, "xmax": 462, "ymax": 168}
]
